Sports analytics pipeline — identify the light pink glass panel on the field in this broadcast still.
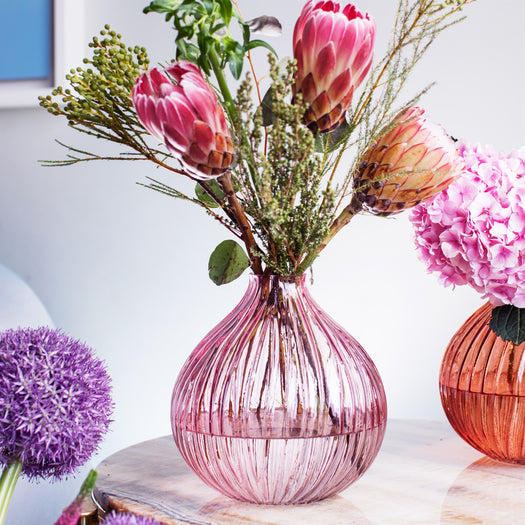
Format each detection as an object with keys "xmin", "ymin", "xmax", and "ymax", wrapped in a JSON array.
[
  {"xmin": 440, "ymin": 301, "xmax": 525, "ymax": 464},
  {"xmin": 171, "ymin": 274, "xmax": 387, "ymax": 504}
]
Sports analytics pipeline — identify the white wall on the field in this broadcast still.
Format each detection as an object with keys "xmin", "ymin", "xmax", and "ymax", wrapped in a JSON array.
[{"xmin": 1, "ymin": 0, "xmax": 523, "ymax": 522}]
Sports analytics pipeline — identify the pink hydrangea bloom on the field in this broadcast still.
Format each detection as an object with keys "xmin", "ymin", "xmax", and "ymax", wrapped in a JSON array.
[{"xmin": 410, "ymin": 142, "xmax": 525, "ymax": 307}]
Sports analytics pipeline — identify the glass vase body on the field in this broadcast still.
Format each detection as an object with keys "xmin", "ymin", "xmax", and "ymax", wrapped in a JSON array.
[
  {"xmin": 171, "ymin": 274, "xmax": 387, "ymax": 504},
  {"xmin": 440, "ymin": 301, "xmax": 525, "ymax": 464}
]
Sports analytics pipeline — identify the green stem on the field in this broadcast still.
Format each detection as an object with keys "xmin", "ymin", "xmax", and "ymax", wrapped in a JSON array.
[
  {"xmin": 0, "ymin": 460, "xmax": 23, "ymax": 525},
  {"xmin": 208, "ymin": 45, "xmax": 264, "ymax": 271},
  {"xmin": 208, "ymin": 46, "xmax": 237, "ymax": 123}
]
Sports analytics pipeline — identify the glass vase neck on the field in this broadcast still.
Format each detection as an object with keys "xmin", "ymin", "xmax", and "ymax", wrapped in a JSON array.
[{"xmin": 250, "ymin": 273, "xmax": 306, "ymax": 284}]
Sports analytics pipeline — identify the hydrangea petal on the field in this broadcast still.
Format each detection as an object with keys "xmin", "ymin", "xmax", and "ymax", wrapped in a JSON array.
[{"xmin": 410, "ymin": 142, "xmax": 525, "ymax": 307}]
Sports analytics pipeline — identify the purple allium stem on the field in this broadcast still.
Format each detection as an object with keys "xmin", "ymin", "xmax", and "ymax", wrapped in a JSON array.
[{"xmin": 0, "ymin": 460, "xmax": 23, "ymax": 525}]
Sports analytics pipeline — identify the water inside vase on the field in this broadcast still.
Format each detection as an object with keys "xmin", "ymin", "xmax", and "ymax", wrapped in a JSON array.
[
  {"xmin": 441, "ymin": 386, "xmax": 525, "ymax": 464},
  {"xmin": 173, "ymin": 423, "xmax": 386, "ymax": 504}
]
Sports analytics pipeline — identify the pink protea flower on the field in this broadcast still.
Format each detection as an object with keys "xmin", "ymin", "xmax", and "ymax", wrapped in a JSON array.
[
  {"xmin": 354, "ymin": 107, "xmax": 463, "ymax": 215},
  {"xmin": 411, "ymin": 142, "xmax": 525, "ymax": 307},
  {"xmin": 132, "ymin": 61, "xmax": 234, "ymax": 180},
  {"xmin": 292, "ymin": 1, "xmax": 375, "ymax": 133}
]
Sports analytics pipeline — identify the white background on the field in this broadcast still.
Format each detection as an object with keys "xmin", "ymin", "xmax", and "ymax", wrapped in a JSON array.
[{"xmin": 0, "ymin": 0, "xmax": 524, "ymax": 522}]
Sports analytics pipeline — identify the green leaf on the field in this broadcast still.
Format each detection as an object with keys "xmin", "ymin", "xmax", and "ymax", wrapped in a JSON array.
[
  {"xmin": 258, "ymin": 58, "xmax": 289, "ymax": 126},
  {"xmin": 244, "ymin": 39, "xmax": 278, "ymax": 57},
  {"xmin": 489, "ymin": 305, "xmax": 525, "ymax": 344},
  {"xmin": 195, "ymin": 180, "xmax": 224, "ymax": 207},
  {"xmin": 218, "ymin": 0, "xmax": 233, "ymax": 25},
  {"xmin": 210, "ymin": 21, "xmax": 227, "ymax": 35},
  {"xmin": 241, "ymin": 22, "xmax": 251, "ymax": 46},
  {"xmin": 202, "ymin": 0, "xmax": 214, "ymax": 14},
  {"xmin": 143, "ymin": 0, "xmax": 181, "ymax": 14},
  {"xmin": 315, "ymin": 119, "xmax": 352, "ymax": 153},
  {"xmin": 208, "ymin": 240, "xmax": 250, "ymax": 285},
  {"xmin": 260, "ymin": 87, "xmax": 275, "ymax": 126},
  {"xmin": 228, "ymin": 52, "xmax": 244, "ymax": 80}
]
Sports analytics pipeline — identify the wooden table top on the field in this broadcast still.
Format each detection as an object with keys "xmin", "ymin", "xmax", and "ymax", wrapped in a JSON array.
[{"xmin": 93, "ymin": 420, "xmax": 525, "ymax": 524}]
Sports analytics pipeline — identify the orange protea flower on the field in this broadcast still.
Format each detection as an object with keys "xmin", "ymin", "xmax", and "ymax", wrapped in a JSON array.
[{"xmin": 354, "ymin": 107, "xmax": 464, "ymax": 215}]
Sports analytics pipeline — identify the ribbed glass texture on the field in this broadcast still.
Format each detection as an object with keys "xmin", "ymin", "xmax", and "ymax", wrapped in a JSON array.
[
  {"xmin": 171, "ymin": 274, "xmax": 387, "ymax": 504},
  {"xmin": 440, "ymin": 301, "xmax": 525, "ymax": 464}
]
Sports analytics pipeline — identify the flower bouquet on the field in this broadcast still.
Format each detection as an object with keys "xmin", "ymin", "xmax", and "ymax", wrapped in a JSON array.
[
  {"xmin": 39, "ymin": 0, "xmax": 479, "ymax": 505},
  {"xmin": 40, "ymin": 0, "xmax": 470, "ymax": 284},
  {"xmin": 411, "ymin": 143, "xmax": 525, "ymax": 463}
]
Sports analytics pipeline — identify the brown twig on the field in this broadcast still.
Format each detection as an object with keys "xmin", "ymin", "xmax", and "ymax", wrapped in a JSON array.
[{"xmin": 218, "ymin": 173, "xmax": 263, "ymax": 274}]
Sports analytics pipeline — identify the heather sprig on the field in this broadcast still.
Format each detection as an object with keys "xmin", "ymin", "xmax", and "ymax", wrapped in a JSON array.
[
  {"xmin": 233, "ymin": 56, "xmax": 336, "ymax": 275},
  {"xmin": 0, "ymin": 327, "xmax": 113, "ymax": 525}
]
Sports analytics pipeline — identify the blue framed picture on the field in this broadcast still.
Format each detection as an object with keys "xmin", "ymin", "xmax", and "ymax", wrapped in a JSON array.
[{"xmin": 0, "ymin": 0, "xmax": 53, "ymax": 82}]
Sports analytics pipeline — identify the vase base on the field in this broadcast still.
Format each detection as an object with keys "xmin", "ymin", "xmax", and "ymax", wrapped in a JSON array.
[
  {"xmin": 173, "ymin": 423, "xmax": 386, "ymax": 505},
  {"xmin": 440, "ymin": 386, "xmax": 525, "ymax": 464}
]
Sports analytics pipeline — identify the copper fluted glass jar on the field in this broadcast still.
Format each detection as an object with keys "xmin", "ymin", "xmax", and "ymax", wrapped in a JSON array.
[
  {"xmin": 440, "ymin": 301, "xmax": 525, "ymax": 464},
  {"xmin": 171, "ymin": 274, "xmax": 387, "ymax": 504}
]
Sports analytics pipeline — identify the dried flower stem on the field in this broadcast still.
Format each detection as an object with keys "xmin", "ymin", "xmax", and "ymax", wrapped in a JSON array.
[{"xmin": 218, "ymin": 174, "xmax": 263, "ymax": 273}]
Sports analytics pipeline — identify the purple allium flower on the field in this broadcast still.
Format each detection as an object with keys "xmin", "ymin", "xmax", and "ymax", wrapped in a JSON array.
[
  {"xmin": 0, "ymin": 327, "xmax": 113, "ymax": 480},
  {"xmin": 410, "ymin": 142, "xmax": 525, "ymax": 306},
  {"xmin": 102, "ymin": 512, "xmax": 164, "ymax": 525}
]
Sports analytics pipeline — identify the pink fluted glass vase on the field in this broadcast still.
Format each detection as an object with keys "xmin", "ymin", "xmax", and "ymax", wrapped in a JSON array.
[{"xmin": 171, "ymin": 274, "xmax": 387, "ymax": 504}]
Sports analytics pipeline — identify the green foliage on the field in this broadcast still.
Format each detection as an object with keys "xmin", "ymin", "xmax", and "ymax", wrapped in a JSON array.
[
  {"xmin": 38, "ymin": 26, "xmax": 155, "ymax": 164},
  {"xmin": 233, "ymin": 57, "xmax": 335, "ymax": 276},
  {"xmin": 489, "ymin": 305, "xmax": 525, "ymax": 345},
  {"xmin": 143, "ymin": 0, "xmax": 276, "ymax": 80},
  {"xmin": 208, "ymin": 240, "xmax": 250, "ymax": 285}
]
